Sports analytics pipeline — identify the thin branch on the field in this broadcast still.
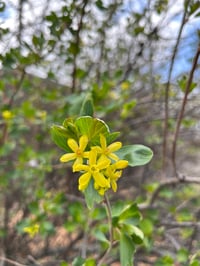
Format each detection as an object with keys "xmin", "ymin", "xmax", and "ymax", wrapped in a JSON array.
[
  {"xmin": 171, "ymin": 42, "xmax": 200, "ymax": 175},
  {"xmin": 162, "ymin": 0, "xmax": 190, "ymax": 172},
  {"xmin": 161, "ymin": 221, "xmax": 200, "ymax": 228},
  {"xmin": 165, "ymin": 233, "xmax": 181, "ymax": 250},
  {"xmin": 149, "ymin": 176, "xmax": 200, "ymax": 206},
  {"xmin": 17, "ymin": 0, "xmax": 24, "ymax": 46},
  {"xmin": 71, "ymin": 0, "xmax": 89, "ymax": 93},
  {"xmin": 33, "ymin": 230, "xmax": 84, "ymax": 259},
  {"xmin": 0, "ymin": 69, "xmax": 26, "ymax": 146},
  {"xmin": 0, "ymin": 257, "xmax": 27, "ymax": 266},
  {"xmin": 8, "ymin": 69, "xmax": 26, "ymax": 108},
  {"xmin": 97, "ymin": 193, "xmax": 113, "ymax": 266}
]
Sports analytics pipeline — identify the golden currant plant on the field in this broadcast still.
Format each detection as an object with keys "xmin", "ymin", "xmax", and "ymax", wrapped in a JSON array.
[{"xmin": 51, "ymin": 96, "xmax": 153, "ymax": 266}]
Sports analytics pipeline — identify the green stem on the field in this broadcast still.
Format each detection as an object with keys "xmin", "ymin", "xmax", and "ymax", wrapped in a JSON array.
[{"xmin": 97, "ymin": 193, "xmax": 113, "ymax": 266}]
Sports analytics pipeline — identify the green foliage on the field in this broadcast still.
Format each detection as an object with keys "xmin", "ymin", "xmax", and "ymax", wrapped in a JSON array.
[
  {"xmin": 116, "ymin": 145, "xmax": 153, "ymax": 167},
  {"xmin": 120, "ymin": 233, "xmax": 135, "ymax": 266},
  {"xmin": 0, "ymin": 0, "xmax": 199, "ymax": 265},
  {"xmin": 178, "ymin": 74, "xmax": 197, "ymax": 93},
  {"xmin": 50, "ymin": 91, "xmax": 153, "ymax": 263},
  {"xmin": 84, "ymin": 179, "xmax": 103, "ymax": 209}
]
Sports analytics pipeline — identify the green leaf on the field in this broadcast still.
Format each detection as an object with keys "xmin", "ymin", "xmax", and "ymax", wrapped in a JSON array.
[
  {"xmin": 177, "ymin": 248, "xmax": 189, "ymax": 263},
  {"xmin": 178, "ymin": 75, "xmax": 197, "ymax": 93},
  {"xmin": 188, "ymin": 2, "xmax": 200, "ymax": 16},
  {"xmin": 84, "ymin": 258, "xmax": 96, "ymax": 266},
  {"xmin": 120, "ymin": 233, "xmax": 135, "ymax": 266},
  {"xmin": 155, "ymin": 255, "xmax": 174, "ymax": 266},
  {"xmin": 118, "ymin": 203, "xmax": 142, "ymax": 225},
  {"xmin": 95, "ymin": 0, "xmax": 107, "ymax": 10},
  {"xmin": 28, "ymin": 201, "xmax": 40, "ymax": 215},
  {"xmin": 75, "ymin": 116, "xmax": 110, "ymax": 144},
  {"xmin": 190, "ymin": 261, "xmax": 200, "ymax": 266},
  {"xmin": 116, "ymin": 145, "xmax": 153, "ymax": 167},
  {"xmin": 93, "ymin": 230, "xmax": 109, "ymax": 245},
  {"xmin": 130, "ymin": 225, "xmax": 144, "ymax": 244},
  {"xmin": 84, "ymin": 179, "xmax": 103, "ymax": 209},
  {"xmin": 139, "ymin": 218, "xmax": 154, "ymax": 236},
  {"xmin": 68, "ymin": 42, "xmax": 80, "ymax": 55},
  {"xmin": 120, "ymin": 223, "xmax": 144, "ymax": 244},
  {"xmin": 72, "ymin": 257, "xmax": 85, "ymax": 266},
  {"xmin": 106, "ymin": 131, "xmax": 120, "ymax": 144},
  {"xmin": 40, "ymin": 221, "xmax": 55, "ymax": 235},
  {"xmin": 80, "ymin": 94, "xmax": 94, "ymax": 116},
  {"xmin": 60, "ymin": 262, "xmax": 69, "ymax": 266},
  {"xmin": 134, "ymin": 26, "xmax": 144, "ymax": 35},
  {"xmin": 50, "ymin": 125, "xmax": 71, "ymax": 151},
  {"xmin": 62, "ymin": 118, "xmax": 79, "ymax": 139},
  {"xmin": 0, "ymin": 1, "xmax": 6, "ymax": 12}
]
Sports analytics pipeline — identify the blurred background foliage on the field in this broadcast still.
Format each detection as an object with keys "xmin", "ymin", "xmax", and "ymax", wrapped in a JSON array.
[{"xmin": 0, "ymin": 0, "xmax": 200, "ymax": 265}]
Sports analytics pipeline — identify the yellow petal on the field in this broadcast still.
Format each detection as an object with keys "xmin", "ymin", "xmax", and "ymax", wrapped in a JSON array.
[
  {"xmin": 108, "ymin": 142, "xmax": 122, "ymax": 152},
  {"xmin": 79, "ymin": 135, "xmax": 88, "ymax": 151},
  {"xmin": 93, "ymin": 172, "xmax": 110, "ymax": 188},
  {"xmin": 97, "ymin": 157, "xmax": 111, "ymax": 170},
  {"xmin": 68, "ymin": 138, "xmax": 78, "ymax": 152},
  {"xmin": 74, "ymin": 157, "xmax": 83, "ymax": 166},
  {"xmin": 73, "ymin": 164, "xmax": 89, "ymax": 172},
  {"xmin": 100, "ymin": 134, "xmax": 107, "ymax": 149},
  {"xmin": 60, "ymin": 153, "xmax": 76, "ymax": 162},
  {"xmin": 92, "ymin": 146, "xmax": 102, "ymax": 153},
  {"xmin": 111, "ymin": 180, "xmax": 117, "ymax": 192},
  {"xmin": 109, "ymin": 153, "xmax": 120, "ymax": 161},
  {"xmin": 72, "ymin": 158, "xmax": 83, "ymax": 171},
  {"xmin": 89, "ymin": 149, "xmax": 97, "ymax": 165},
  {"xmin": 83, "ymin": 151, "xmax": 90, "ymax": 158},
  {"xmin": 78, "ymin": 172, "xmax": 91, "ymax": 191},
  {"xmin": 113, "ymin": 160, "xmax": 128, "ymax": 169},
  {"xmin": 98, "ymin": 187, "xmax": 107, "ymax": 196}
]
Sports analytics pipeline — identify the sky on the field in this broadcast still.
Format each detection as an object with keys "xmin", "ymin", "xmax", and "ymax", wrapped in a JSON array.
[{"xmin": 0, "ymin": 0, "xmax": 200, "ymax": 82}]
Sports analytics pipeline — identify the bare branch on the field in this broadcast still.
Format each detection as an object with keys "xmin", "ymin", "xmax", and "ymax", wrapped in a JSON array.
[
  {"xmin": 162, "ymin": 0, "xmax": 190, "ymax": 172},
  {"xmin": 172, "ymin": 42, "xmax": 200, "ymax": 175},
  {"xmin": 0, "ymin": 257, "xmax": 26, "ymax": 266},
  {"xmin": 149, "ymin": 176, "xmax": 200, "ymax": 206}
]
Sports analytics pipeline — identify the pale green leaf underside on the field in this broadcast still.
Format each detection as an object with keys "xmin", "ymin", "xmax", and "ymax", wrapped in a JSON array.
[{"xmin": 116, "ymin": 144, "xmax": 153, "ymax": 167}]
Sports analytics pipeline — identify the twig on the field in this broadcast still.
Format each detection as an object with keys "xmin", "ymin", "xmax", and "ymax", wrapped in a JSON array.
[
  {"xmin": 97, "ymin": 193, "xmax": 113, "ymax": 266},
  {"xmin": 162, "ymin": 0, "xmax": 190, "ymax": 172},
  {"xmin": 0, "ymin": 257, "xmax": 27, "ymax": 266},
  {"xmin": 0, "ymin": 69, "xmax": 26, "ymax": 146},
  {"xmin": 7, "ymin": 69, "xmax": 26, "ymax": 108},
  {"xmin": 149, "ymin": 176, "xmax": 200, "ymax": 206},
  {"xmin": 33, "ymin": 230, "xmax": 84, "ymax": 259},
  {"xmin": 161, "ymin": 221, "xmax": 200, "ymax": 228},
  {"xmin": 17, "ymin": 0, "xmax": 24, "ymax": 45},
  {"xmin": 165, "ymin": 233, "xmax": 181, "ymax": 250},
  {"xmin": 71, "ymin": 0, "xmax": 88, "ymax": 93},
  {"xmin": 171, "ymin": 42, "xmax": 200, "ymax": 175}
]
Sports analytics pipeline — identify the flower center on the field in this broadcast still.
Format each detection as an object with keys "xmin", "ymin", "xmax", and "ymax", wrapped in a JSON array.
[
  {"xmin": 90, "ymin": 165, "xmax": 98, "ymax": 173},
  {"xmin": 76, "ymin": 148, "xmax": 82, "ymax": 156},
  {"xmin": 104, "ymin": 148, "xmax": 109, "ymax": 154}
]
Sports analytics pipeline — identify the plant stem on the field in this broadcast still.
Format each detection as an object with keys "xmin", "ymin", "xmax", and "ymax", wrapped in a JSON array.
[{"xmin": 97, "ymin": 193, "xmax": 113, "ymax": 266}]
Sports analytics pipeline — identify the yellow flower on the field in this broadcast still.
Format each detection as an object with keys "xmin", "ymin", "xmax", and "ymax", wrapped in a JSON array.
[
  {"xmin": 94, "ymin": 134, "xmax": 122, "ymax": 161},
  {"xmin": 94, "ymin": 182, "xmax": 108, "ymax": 196},
  {"xmin": 2, "ymin": 110, "xmax": 14, "ymax": 120},
  {"xmin": 23, "ymin": 223, "xmax": 40, "ymax": 238},
  {"xmin": 74, "ymin": 149, "xmax": 111, "ymax": 193},
  {"xmin": 121, "ymin": 81, "xmax": 130, "ymax": 90},
  {"xmin": 104, "ymin": 160, "xmax": 128, "ymax": 192},
  {"xmin": 60, "ymin": 135, "xmax": 89, "ymax": 168}
]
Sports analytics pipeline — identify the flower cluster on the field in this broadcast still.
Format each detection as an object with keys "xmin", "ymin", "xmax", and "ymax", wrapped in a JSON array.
[
  {"xmin": 60, "ymin": 134, "xmax": 128, "ymax": 195},
  {"xmin": 2, "ymin": 110, "xmax": 14, "ymax": 120}
]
